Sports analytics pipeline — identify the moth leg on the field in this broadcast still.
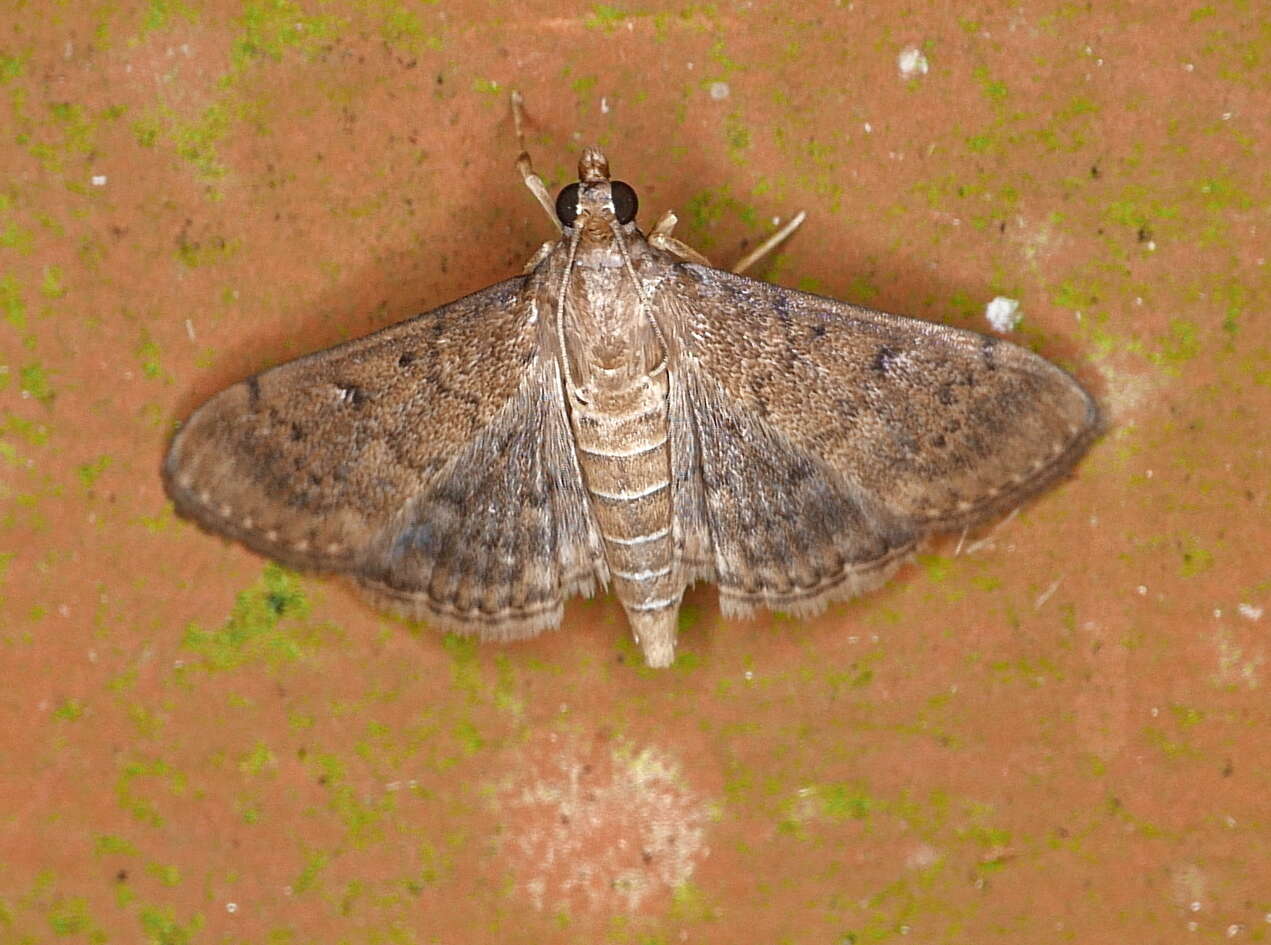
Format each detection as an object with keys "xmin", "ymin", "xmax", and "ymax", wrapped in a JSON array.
[
  {"xmin": 510, "ymin": 90, "xmax": 561, "ymax": 232},
  {"xmin": 522, "ymin": 240, "xmax": 556, "ymax": 273},
  {"xmin": 649, "ymin": 210, "xmax": 679, "ymax": 239},
  {"xmin": 730, "ymin": 210, "xmax": 806, "ymax": 275},
  {"xmin": 648, "ymin": 210, "xmax": 713, "ymax": 265}
]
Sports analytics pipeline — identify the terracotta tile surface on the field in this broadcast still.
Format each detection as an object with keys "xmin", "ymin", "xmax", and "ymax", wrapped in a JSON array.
[{"xmin": 1, "ymin": 3, "xmax": 1267, "ymax": 943}]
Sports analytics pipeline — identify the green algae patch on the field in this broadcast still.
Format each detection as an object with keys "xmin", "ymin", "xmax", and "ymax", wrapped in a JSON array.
[
  {"xmin": 1, "ymin": 273, "xmax": 27, "ymax": 329},
  {"xmin": 136, "ymin": 332, "xmax": 169, "ymax": 381},
  {"xmin": 52, "ymin": 698, "xmax": 84, "ymax": 721},
  {"xmin": 670, "ymin": 881, "xmax": 718, "ymax": 923},
  {"xmin": 1168, "ymin": 703, "xmax": 1205, "ymax": 727},
  {"xmin": 442, "ymin": 633, "xmax": 483, "ymax": 698},
  {"xmin": 377, "ymin": 0, "xmax": 441, "ymax": 53},
  {"xmin": 238, "ymin": 740, "xmax": 278, "ymax": 776},
  {"xmin": 232, "ymin": 0, "xmax": 342, "ymax": 66},
  {"xmin": 168, "ymin": 101, "xmax": 237, "ymax": 182},
  {"xmin": 76, "ymin": 454, "xmax": 112, "ymax": 488},
  {"xmin": 176, "ymin": 231, "xmax": 241, "ymax": 268},
  {"xmin": 723, "ymin": 110, "xmax": 750, "ymax": 162},
  {"xmin": 292, "ymin": 849, "xmax": 330, "ymax": 895},
  {"xmin": 145, "ymin": 862, "xmax": 182, "ymax": 887},
  {"xmin": 142, "ymin": 0, "xmax": 200, "ymax": 34},
  {"xmin": 682, "ymin": 187, "xmax": 759, "ymax": 251},
  {"xmin": 181, "ymin": 564, "xmax": 322, "ymax": 671},
  {"xmin": 93, "ymin": 834, "xmax": 138, "ymax": 856},
  {"xmin": 115, "ymin": 757, "xmax": 186, "ymax": 828},
  {"xmin": 972, "ymin": 65, "xmax": 1009, "ymax": 103},
  {"xmin": 1151, "ymin": 318, "xmax": 1201, "ymax": 369},
  {"xmin": 585, "ymin": 5, "xmax": 632, "ymax": 32},
  {"xmin": 819, "ymin": 783, "xmax": 875, "ymax": 821},
  {"xmin": 673, "ymin": 648, "xmax": 702, "ymax": 671},
  {"xmin": 780, "ymin": 782, "xmax": 878, "ymax": 838},
  {"xmin": 0, "ymin": 49, "xmax": 25, "ymax": 84},
  {"xmin": 39, "ymin": 265, "xmax": 64, "ymax": 298},
  {"xmin": 0, "ymin": 204, "xmax": 33, "ymax": 253},
  {"xmin": 19, "ymin": 362, "xmax": 54, "ymax": 404},
  {"xmin": 917, "ymin": 553, "xmax": 952, "ymax": 583},
  {"xmin": 138, "ymin": 905, "xmax": 203, "ymax": 945},
  {"xmin": 1178, "ymin": 537, "xmax": 1214, "ymax": 577},
  {"xmin": 47, "ymin": 896, "xmax": 105, "ymax": 938}
]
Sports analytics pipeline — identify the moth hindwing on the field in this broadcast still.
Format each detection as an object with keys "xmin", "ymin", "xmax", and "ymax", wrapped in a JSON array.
[{"xmin": 165, "ymin": 138, "xmax": 1099, "ymax": 668}]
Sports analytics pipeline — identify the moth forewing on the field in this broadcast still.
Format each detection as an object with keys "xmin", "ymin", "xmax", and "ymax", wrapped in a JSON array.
[{"xmin": 165, "ymin": 130, "xmax": 1099, "ymax": 669}]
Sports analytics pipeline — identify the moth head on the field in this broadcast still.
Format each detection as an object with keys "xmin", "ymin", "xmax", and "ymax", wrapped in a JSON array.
[{"xmin": 555, "ymin": 147, "xmax": 639, "ymax": 231}]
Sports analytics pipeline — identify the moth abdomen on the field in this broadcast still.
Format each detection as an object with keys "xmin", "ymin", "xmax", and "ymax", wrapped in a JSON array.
[{"xmin": 568, "ymin": 373, "xmax": 682, "ymax": 666}]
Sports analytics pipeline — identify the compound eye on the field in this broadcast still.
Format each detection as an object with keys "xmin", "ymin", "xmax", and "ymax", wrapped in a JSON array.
[
  {"xmin": 555, "ymin": 183, "xmax": 581, "ymax": 227},
  {"xmin": 610, "ymin": 180, "xmax": 638, "ymax": 224}
]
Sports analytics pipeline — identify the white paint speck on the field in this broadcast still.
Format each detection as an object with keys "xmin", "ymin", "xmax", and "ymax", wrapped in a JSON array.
[
  {"xmin": 226, "ymin": 902, "xmax": 237, "ymax": 914},
  {"xmin": 709, "ymin": 81, "xmax": 730, "ymax": 101},
  {"xmin": 897, "ymin": 44, "xmax": 929, "ymax": 79},
  {"xmin": 1237, "ymin": 603, "xmax": 1262, "ymax": 621},
  {"xmin": 985, "ymin": 296, "xmax": 1022, "ymax": 332},
  {"xmin": 185, "ymin": 318, "xmax": 196, "ymax": 342},
  {"xmin": 863, "ymin": 121, "xmax": 873, "ymax": 133},
  {"xmin": 905, "ymin": 844, "xmax": 940, "ymax": 869},
  {"xmin": 91, "ymin": 174, "xmax": 107, "ymax": 187},
  {"xmin": 600, "ymin": 96, "xmax": 610, "ymax": 114},
  {"xmin": 498, "ymin": 735, "xmax": 711, "ymax": 913}
]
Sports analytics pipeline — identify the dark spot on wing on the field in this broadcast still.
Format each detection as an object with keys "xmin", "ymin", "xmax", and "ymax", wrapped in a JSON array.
[
  {"xmin": 246, "ymin": 375, "xmax": 261, "ymax": 408},
  {"xmin": 979, "ymin": 336, "xmax": 998, "ymax": 369},
  {"xmin": 872, "ymin": 344, "xmax": 900, "ymax": 374},
  {"xmin": 397, "ymin": 351, "xmax": 417, "ymax": 368},
  {"xmin": 336, "ymin": 384, "xmax": 368, "ymax": 407}
]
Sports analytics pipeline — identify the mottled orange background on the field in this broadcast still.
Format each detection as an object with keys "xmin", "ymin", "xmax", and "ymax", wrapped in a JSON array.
[{"xmin": 1, "ymin": 2, "xmax": 1267, "ymax": 944}]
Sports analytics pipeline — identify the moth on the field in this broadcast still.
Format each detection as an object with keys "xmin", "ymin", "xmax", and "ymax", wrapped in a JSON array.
[{"xmin": 164, "ymin": 95, "xmax": 1099, "ymax": 668}]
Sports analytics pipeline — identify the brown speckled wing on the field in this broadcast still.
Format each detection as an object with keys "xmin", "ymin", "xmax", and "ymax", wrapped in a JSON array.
[
  {"xmin": 164, "ymin": 277, "xmax": 604, "ymax": 639},
  {"xmin": 661, "ymin": 264, "xmax": 1099, "ymax": 616}
]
